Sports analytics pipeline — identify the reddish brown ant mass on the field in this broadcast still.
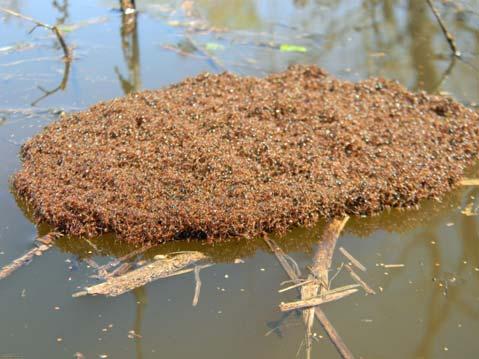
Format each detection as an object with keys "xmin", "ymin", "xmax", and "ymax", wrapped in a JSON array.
[{"xmin": 13, "ymin": 65, "xmax": 479, "ymax": 243}]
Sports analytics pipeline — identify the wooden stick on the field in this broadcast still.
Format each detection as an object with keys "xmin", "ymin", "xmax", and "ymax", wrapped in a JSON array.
[
  {"xmin": 339, "ymin": 247, "xmax": 367, "ymax": 272},
  {"xmin": 0, "ymin": 7, "xmax": 71, "ymax": 59},
  {"xmin": 192, "ymin": 264, "xmax": 211, "ymax": 306},
  {"xmin": 301, "ymin": 216, "xmax": 351, "ymax": 359},
  {"xmin": 459, "ymin": 178, "xmax": 479, "ymax": 186},
  {"xmin": 97, "ymin": 245, "xmax": 153, "ymax": 274},
  {"xmin": 280, "ymin": 288, "xmax": 358, "ymax": 312},
  {"xmin": 426, "ymin": 0, "xmax": 461, "ymax": 57},
  {"xmin": 74, "ymin": 252, "xmax": 207, "ymax": 297},
  {"xmin": 345, "ymin": 264, "xmax": 376, "ymax": 295},
  {"xmin": 264, "ymin": 234, "xmax": 354, "ymax": 359},
  {"xmin": 0, "ymin": 232, "xmax": 62, "ymax": 280},
  {"xmin": 278, "ymin": 279, "xmax": 316, "ymax": 293}
]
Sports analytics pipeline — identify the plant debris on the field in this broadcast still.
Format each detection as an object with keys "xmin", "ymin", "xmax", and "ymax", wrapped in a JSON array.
[{"xmin": 13, "ymin": 65, "xmax": 479, "ymax": 243}]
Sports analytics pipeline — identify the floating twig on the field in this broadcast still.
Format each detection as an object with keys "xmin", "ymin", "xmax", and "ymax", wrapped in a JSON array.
[
  {"xmin": 339, "ymin": 246, "xmax": 367, "ymax": 272},
  {"xmin": 0, "ymin": 232, "xmax": 62, "ymax": 280},
  {"xmin": 0, "ymin": 7, "xmax": 71, "ymax": 60},
  {"xmin": 459, "ymin": 178, "xmax": 479, "ymax": 186},
  {"xmin": 192, "ymin": 264, "xmax": 212, "ymax": 306},
  {"xmin": 301, "ymin": 216, "xmax": 351, "ymax": 359},
  {"xmin": 279, "ymin": 288, "xmax": 358, "ymax": 312},
  {"xmin": 383, "ymin": 264, "xmax": 405, "ymax": 269},
  {"xmin": 264, "ymin": 232, "xmax": 355, "ymax": 359},
  {"xmin": 344, "ymin": 264, "xmax": 376, "ymax": 295},
  {"xmin": 73, "ymin": 251, "xmax": 207, "ymax": 297},
  {"xmin": 278, "ymin": 279, "xmax": 315, "ymax": 293},
  {"xmin": 425, "ymin": 0, "xmax": 461, "ymax": 57}
]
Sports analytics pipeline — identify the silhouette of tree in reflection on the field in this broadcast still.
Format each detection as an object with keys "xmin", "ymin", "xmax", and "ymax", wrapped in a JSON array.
[{"xmin": 115, "ymin": 8, "xmax": 141, "ymax": 94}]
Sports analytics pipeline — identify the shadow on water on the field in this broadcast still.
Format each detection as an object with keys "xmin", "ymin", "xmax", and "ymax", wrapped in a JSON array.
[{"xmin": 1, "ymin": 0, "xmax": 479, "ymax": 358}]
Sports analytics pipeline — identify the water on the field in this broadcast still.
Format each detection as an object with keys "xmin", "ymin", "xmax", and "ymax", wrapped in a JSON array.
[{"xmin": 0, "ymin": 0, "xmax": 478, "ymax": 358}]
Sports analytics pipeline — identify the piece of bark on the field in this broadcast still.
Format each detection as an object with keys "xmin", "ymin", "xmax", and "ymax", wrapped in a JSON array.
[{"xmin": 74, "ymin": 252, "xmax": 207, "ymax": 297}]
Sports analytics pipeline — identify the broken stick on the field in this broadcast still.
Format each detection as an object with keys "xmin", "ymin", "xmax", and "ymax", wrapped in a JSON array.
[
  {"xmin": 280, "ymin": 288, "xmax": 358, "ymax": 312},
  {"xmin": 339, "ymin": 246, "xmax": 366, "ymax": 272},
  {"xmin": 301, "ymin": 216, "xmax": 350, "ymax": 359},
  {"xmin": 263, "ymin": 234, "xmax": 354, "ymax": 359},
  {"xmin": 73, "ymin": 251, "xmax": 207, "ymax": 297},
  {"xmin": 192, "ymin": 264, "xmax": 212, "ymax": 306},
  {"xmin": 345, "ymin": 264, "xmax": 376, "ymax": 295},
  {"xmin": 0, "ymin": 232, "xmax": 62, "ymax": 280},
  {"xmin": 459, "ymin": 178, "xmax": 479, "ymax": 186}
]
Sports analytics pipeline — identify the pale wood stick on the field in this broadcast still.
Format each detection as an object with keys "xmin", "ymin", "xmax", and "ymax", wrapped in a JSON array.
[
  {"xmin": 192, "ymin": 264, "xmax": 212, "ymax": 306},
  {"xmin": 280, "ymin": 288, "xmax": 358, "ymax": 312},
  {"xmin": 301, "ymin": 216, "xmax": 350, "ymax": 359},
  {"xmin": 264, "ymin": 234, "xmax": 354, "ymax": 359},
  {"xmin": 278, "ymin": 279, "xmax": 316, "ymax": 293},
  {"xmin": 339, "ymin": 246, "xmax": 367, "ymax": 272},
  {"xmin": 73, "ymin": 252, "xmax": 207, "ymax": 297},
  {"xmin": 0, "ymin": 232, "xmax": 62, "ymax": 280},
  {"xmin": 459, "ymin": 178, "xmax": 479, "ymax": 186},
  {"xmin": 345, "ymin": 264, "xmax": 376, "ymax": 295}
]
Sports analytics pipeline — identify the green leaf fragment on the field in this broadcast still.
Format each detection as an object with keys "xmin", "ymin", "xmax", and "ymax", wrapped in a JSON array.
[
  {"xmin": 279, "ymin": 44, "xmax": 308, "ymax": 53},
  {"xmin": 205, "ymin": 42, "xmax": 225, "ymax": 51}
]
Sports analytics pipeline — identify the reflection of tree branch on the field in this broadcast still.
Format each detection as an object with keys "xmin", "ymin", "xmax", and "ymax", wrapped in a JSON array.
[
  {"xmin": 0, "ymin": 7, "xmax": 71, "ymax": 59},
  {"xmin": 426, "ymin": 0, "xmax": 461, "ymax": 57},
  {"xmin": 430, "ymin": 56, "xmax": 456, "ymax": 93},
  {"xmin": 31, "ymin": 59, "xmax": 70, "ymax": 106}
]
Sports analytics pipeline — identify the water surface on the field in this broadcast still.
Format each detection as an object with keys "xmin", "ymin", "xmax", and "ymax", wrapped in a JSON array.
[{"xmin": 1, "ymin": 0, "xmax": 479, "ymax": 358}]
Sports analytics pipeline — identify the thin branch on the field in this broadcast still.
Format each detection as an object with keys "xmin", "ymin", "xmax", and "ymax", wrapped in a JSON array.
[
  {"xmin": 0, "ymin": 7, "xmax": 71, "ymax": 60},
  {"xmin": 0, "ymin": 232, "xmax": 62, "ymax": 280},
  {"xmin": 279, "ymin": 288, "xmax": 358, "ymax": 312},
  {"xmin": 192, "ymin": 264, "xmax": 211, "ymax": 306},
  {"xmin": 425, "ymin": 0, "xmax": 461, "ymax": 57},
  {"xmin": 339, "ymin": 246, "xmax": 367, "ymax": 272},
  {"xmin": 264, "ymin": 235, "xmax": 355, "ymax": 359}
]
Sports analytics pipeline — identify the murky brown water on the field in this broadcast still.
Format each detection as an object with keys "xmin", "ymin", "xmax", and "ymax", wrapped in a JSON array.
[{"xmin": 1, "ymin": 0, "xmax": 478, "ymax": 358}]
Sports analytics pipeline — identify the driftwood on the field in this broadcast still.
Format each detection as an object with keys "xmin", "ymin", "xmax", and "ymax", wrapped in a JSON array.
[
  {"xmin": 279, "ymin": 287, "xmax": 358, "ymax": 312},
  {"xmin": 339, "ymin": 246, "xmax": 366, "ymax": 272},
  {"xmin": 0, "ymin": 232, "xmax": 62, "ymax": 280},
  {"xmin": 301, "ymin": 216, "xmax": 351, "ymax": 359},
  {"xmin": 73, "ymin": 251, "xmax": 207, "ymax": 297},
  {"xmin": 344, "ymin": 264, "xmax": 376, "ymax": 295},
  {"xmin": 459, "ymin": 178, "xmax": 479, "ymax": 186},
  {"xmin": 264, "ymin": 232, "xmax": 354, "ymax": 359}
]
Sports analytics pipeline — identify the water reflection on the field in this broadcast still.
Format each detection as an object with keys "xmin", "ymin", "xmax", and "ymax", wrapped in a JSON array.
[{"xmin": 115, "ymin": 9, "xmax": 141, "ymax": 94}]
